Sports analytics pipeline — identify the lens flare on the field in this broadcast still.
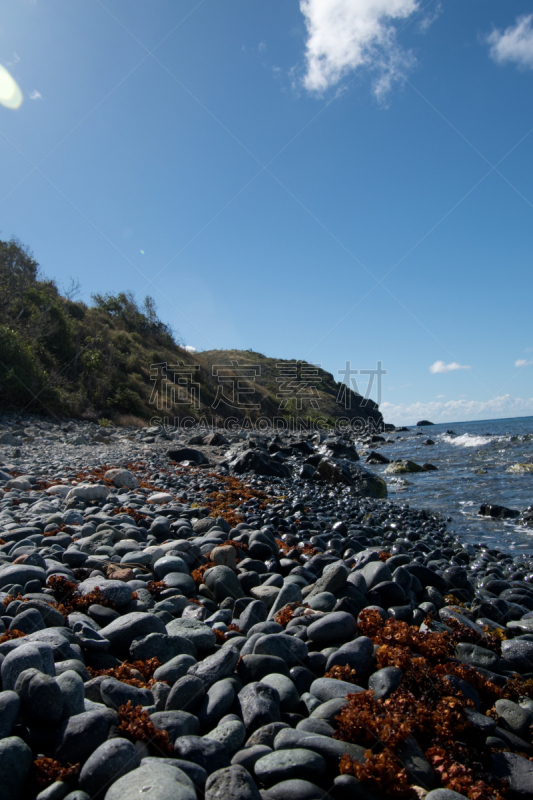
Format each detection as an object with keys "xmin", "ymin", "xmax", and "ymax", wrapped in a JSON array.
[{"xmin": 0, "ymin": 64, "xmax": 23, "ymax": 109}]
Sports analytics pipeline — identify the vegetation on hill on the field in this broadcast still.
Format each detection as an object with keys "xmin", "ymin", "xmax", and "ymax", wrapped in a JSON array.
[{"xmin": 0, "ymin": 238, "xmax": 383, "ymax": 429}]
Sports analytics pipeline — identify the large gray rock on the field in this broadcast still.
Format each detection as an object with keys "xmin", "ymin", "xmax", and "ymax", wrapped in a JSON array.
[
  {"xmin": 165, "ymin": 675, "xmax": 205, "ymax": 713},
  {"xmin": 99, "ymin": 612, "xmax": 166, "ymax": 657},
  {"xmin": 205, "ymin": 764, "xmax": 262, "ymax": 800},
  {"xmin": 173, "ymin": 735, "xmax": 231, "ymax": 775},
  {"xmin": 0, "ymin": 691, "xmax": 20, "ymax": 738},
  {"xmin": 306, "ymin": 562, "xmax": 349, "ymax": 599},
  {"xmin": 307, "ymin": 612, "xmax": 357, "ymax": 647},
  {"xmin": 56, "ymin": 670, "xmax": 85, "ymax": 718},
  {"xmin": 55, "ymin": 710, "xmax": 109, "ymax": 764},
  {"xmin": 491, "ymin": 751, "xmax": 533, "ymax": 799},
  {"xmin": 104, "ymin": 762, "xmax": 196, "ymax": 800},
  {"xmin": 267, "ymin": 584, "xmax": 302, "ymax": 621},
  {"xmin": 205, "ymin": 566, "xmax": 244, "ymax": 602},
  {"xmin": 79, "ymin": 738, "xmax": 140, "ymax": 797},
  {"xmin": 198, "ymin": 679, "xmax": 236, "ymax": 731},
  {"xmin": 15, "ymin": 667, "xmax": 63, "ymax": 724},
  {"xmin": 188, "ymin": 646, "xmax": 240, "ymax": 689},
  {"xmin": 166, "ymin": 619, "xmax": 216, "ymax": 654},
  {"xmin": 154, "ymin": 654, "xmax": 197, "ymax": 686},
  {"xmin": 325, "ymin": 636, "xmax": 374, "ymax": 674},
  {"xmin": 0, "ymin": 736, "xmax": 33, "ymax": 800},
  {"xmin": 253, "ymin": 634, "xmax": 308, "ymax": 667},
  {"xmin": 0, "ymin": 564, "xmax": 46, "ymax": 590},
  {"xmin": 100, "ymin": 677, "xmax": 154, "ymax": 709},
  {"xmin": 238, "ymin": 682, "xmax": 281, "ymax": 734},
  {"xmin": 254, "ymin": 748, "xmax": 326, "ymax": 787},
  {"xmin": 1, "ymin": 643, "xmax": 55, "ymax": 690},
  {"xmin": 150, "ymin": 711, "xmax": 200, "ymax": 740}
]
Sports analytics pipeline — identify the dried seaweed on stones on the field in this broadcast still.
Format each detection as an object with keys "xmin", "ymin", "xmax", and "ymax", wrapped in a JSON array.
[
  {"xmin": 191, "ymin": 562, "xmax": 215, "ymax": 587},
  {"xmin": 33, "ymin": 757, "xmax": 80, "ymax": 787},
  {"xmin": 274, "ymin": 602, "xmax": 303, "ymax": 627},
  {"xmin": 324, "ymin": 665, "xmax": 358, "ymax": 683},
  {"xmin": 339, "ymin": 750, "xmax": 414, "ymax": 798},
  {"xmin": 87, "ymin": 657, "xmax": 163, "ymax": 688},
  {"xmin": 378, "ymin": 551, "xmax": 392, "ymax": 562},
  {"xmin": 146, "ymin": 580, "xmax": 166, "ymax": 597},
  {"xmin": 0, "ymin": 629, "xmax": 26, "ymax": 644},
  {"xmin": 118, "ymin": 701, "xmax": 173, "ymax": 754},
  {"xmin": 214, "ymin": 629, "xmax": 227, "ymax": 644},
  {"xmin": 227, "ymin": 623, "xmax": 241, "ymax": 633},
  {"xmin": 2, "ymin": 592, "xmax": 26, "ymax": 607}
]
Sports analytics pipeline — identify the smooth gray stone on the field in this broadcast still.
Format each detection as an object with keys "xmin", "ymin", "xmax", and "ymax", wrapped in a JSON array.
[
  {"xmin": 306, "ymin": 612, "xmax": 357, "ymax": 647},
  {"xmin": 325, "ymin": 636, "xmax": 374, "ymax": 674},
  {"xmin": 463, "ymin": 707, "xmax": 496, "ymax": 734},
  {"xmin": 310, "ymin": 677, "xmax": 363, "ymax": 703},
  {"xmin": 99, "ymin": 612, "xmax": 166, "ymax": 657},
  {"xmin": 237, "ymin": 655, "xmax": 290, "ymax": 684},
  {"xmin": 56, "ymin": 670, "xmax": 85, "ymax": 718},
  {"xmin": 150, "ymin": 710, "xmax": 200, "ymax": 740},
  {"xmin": 490, "ymin": 752, "xmax": 533, "ymax": 799},
  {"xmin": 198, "ymin": 678, "xmax": 236, "ymax": 730},
  {"xmin": 254, "ymin": 748, "xmax": 325, "ymax": 786},
  {"xmin": 166, "ymin": 618, "xmax": 217, "ymax": 653},
  {"xmin": 455, "ymin": 642, "xmax": 502, "ymax": 673},
  {"xmin": 0, "ymin": 691, "xmax": 20, "ymax": 738},
  {"xmin": 174, "ymin": 734, "xmax": 231, "ymax": 775},
  {"xmin": 14, "ymin": 667, "xmax": 63, "ymax": 724},
  {"xmin": 238, "ymin": 682, "xmax": 281, "ymax": 734},
  {"xmin": 245, "ymin": 722, "xmax": 289, "ymax": 748},
  {"xmin": 495, "ymin": 698, "xmax": 533, "ymax": 738},
  {"xmin": 10, "ymin": 607, "xmax": 46, "ymax": 634},
  {"xmin": 306, "ymin": 562, "xmax": 349, "ymax": 599},
  {"xmin": 104, "ymin": 762, "xmax": 196, "ymax": 800},
  {"xmin": 205, "ymin": 718, "xmax": 247, "ymax": 754},
  {"xmin": 267, "ymin": 583, "xmax": 302, "ymax": 620},
  {"xmin": 100, "ymin": 677, "xmax": 154, "ymax": 709},
  {"xmin": 205, "ymin": 764, "xmax": 262, "ymax": 800},
  {"xmin": 153, "ymin": 654, "xmax": 197, "ymax": 686},
  {"xmin": 188, "ymin": 645, "xmax": 240, "ymax": 688},
  {"xmin": 141, "ymin": 757, "xmax": 207, "ymax": 790},
  {"xmin": 231, "ymin": 745, "xmax": 272, "ymax": 773},
  {"xmin": 501, "ymin": 639, "xmax": 533, "ymax": 673},
  {"xmin": 130, "ymin": 632, "xmax": 196, "ymax": 662},
  {"xmin": 296, "ymin": 718, "xmax": 334, "ymax": 736},
  {"xmin": 165, "ymin": 674, "xmax": 205, "ymax": 713},
  {"xmin": 78, "ymin": 578, "xmax": 133, "ymax": 607},
  {"xmin": 205, "ymin": 565, "xmax": 244, "ymax": 602},
  {"xmin": 55, "ymin": 659, "xmax": 91, "ymax": 681},
  {"xmin": 272, "ymin": 728, "xmax": 365, "ymax": 765},
  {"xmin": 0, "ymin": 564, "xmax": 46, "ymax": 590},
  {"xmin": 253, "ymin": 633, "xmax": 308, "ymax": 667},
  {"xmin": 1, "ymin": 642, "xmax": 55, "ymax": 690},
  {"xmin": 154, "ymin": 556, "xmax": 189, "ymax": 579},
  {"xmin": 163, "ymin": 573, "xmax": 196, "ymax": 594},
  {"xmin": 260, "ymin": 779, "xmax": 324, "ymax": 800},
  {"xmin": 79, "ymin": 738, "xmax": 140, "ymax": 797},
  {"xmin": 238, "ymin": 600, "xmax": 267, "ymax": 634},
  {"xmin": 356, "ymin": 561, "xmax": 392, "ymax": 590},
  {"xmin": 63, "ymin": 793, "xmax": 91, "ymax": 800},
  {"xmin": 0, "ymin": 736, "xmax": 33, "ymax": 800},
  {"xmin": 425, "ymin": 791, "xmax": 468, "ymax": 800},
  {"xmin": 307, "ymin": 592, "xmax": 336, "ymax": 612},
  {"xmin": 55, "ymin": 710, "xmax": 109, "ymax": 763},
  {"xmin": 260, "ymin": 673, "xmax": 300, "ymax": 712},
  {"xmin": 247, "ymin": 621, "xmax": 283, "ymax": 638},
  {"xmin": 309, "ymin": 697, "xmax": 348, "ymax": 726},
  {"xmin": 396, "ymin": 735, "xmax": 435, "ymax": 788},
  {"xmin": 36, "ymin": 782, "xmax": 70, "ymax": 800},
  {"xmin": 368, "ymin": 666, "xmax": 403, "ymax": 699}
]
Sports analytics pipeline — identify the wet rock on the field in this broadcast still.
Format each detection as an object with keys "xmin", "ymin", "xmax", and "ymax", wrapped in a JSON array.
[
  {"xmin": 105, "ymin": 761, "xmax": 196, "ymax": 800},
  {"xmin": 174, "ymin": 734, "xmax": 231, "ymax": 775},
  {"xmin": 205, "ymin": 764, "xmax": 262, "ymax": 800},
  {"xmin": 79, "ymin": 738, "xmax": 140, "ymax": 797},
  {"xmin": 0, "ymin": 736, "xmax": 33, "ymax": 800}
]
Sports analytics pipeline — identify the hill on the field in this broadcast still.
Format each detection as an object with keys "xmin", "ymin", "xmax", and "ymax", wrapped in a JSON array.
[{"xmin": 0, "ymin": 238, "xmax": 383, "ymax": 430}]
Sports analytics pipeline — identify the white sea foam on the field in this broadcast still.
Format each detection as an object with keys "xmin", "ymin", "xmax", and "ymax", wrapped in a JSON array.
[{"xmin": 440, "ymin": 433, "xmax": 499, "ymax": 448}]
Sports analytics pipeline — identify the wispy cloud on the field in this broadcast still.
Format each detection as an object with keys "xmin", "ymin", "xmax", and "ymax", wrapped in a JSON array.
[
  {"xmin": 487, "ymin": 14, "xmax": 533, "ymax": 70},
  {"xmin": 429, "ymin": 361, "xmax": 471, "ymax": 374},
  {"xmin": 417, "ymin": 2, "xmax": 442, "ymax": 34},
  {"xmin": 29, "ymin": 90, "xmax": 42, "ymax": 100},
  {"xmin": 5, "ymin": 53, "xmax": 20, "ymax": 68},
  {"xmin": 381, "ymin": 394, "xmax": 533, "ymax": 425},
  {"xmin": 182, "ymin": 345, "xmax": 196, "ymax": 353},
  {"xmin": 515, "ymin": 358, "xmax": 532, "ymax": 367},
  {"xmin": 299, "ymin": 0, "xmax": 419, "ymax": 100}
]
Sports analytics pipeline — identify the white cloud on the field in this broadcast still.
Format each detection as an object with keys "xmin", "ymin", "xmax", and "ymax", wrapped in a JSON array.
[
  {"xmin": 487, "ymin": 14, "xmax": 533, "ymax": 70},
  {"xmin": 429, "ymin": 361, "xmax": 471, "ymax": 374},
  {"xmin": 515, "ymin": 358, "xmax": 532, "ymax": 367},
  {"xmin": 299, "ymin": 0, "xmax": 419, "ymax": 98},
  {"xmin": 381, "ymin": 394, "xmax": 533, "ymax": 426},
  {"xmin": 182, "ymin": 345, "xmax": 196, "ymax": 353},
  {"xmin": 417, "ymin": 2, "xmax": 442, "ymax": 34},
  {"xmin": 436, "ymin": 394, "xmax": 445, "ymax": 398},
  {"xmin": 29, "ymin": 90, "xmax": 41, "ymax": 100}
]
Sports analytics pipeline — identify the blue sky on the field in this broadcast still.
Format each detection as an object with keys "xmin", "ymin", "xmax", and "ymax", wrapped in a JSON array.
[{"xmin": 1, "ymin": 0, "xmax": 533, "ymax": 425}]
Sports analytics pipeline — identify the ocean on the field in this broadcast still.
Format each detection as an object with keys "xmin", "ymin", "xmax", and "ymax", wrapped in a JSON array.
[{"xmin": 367, "ymin": 416, "xmax": 533, "ymax": 555}]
